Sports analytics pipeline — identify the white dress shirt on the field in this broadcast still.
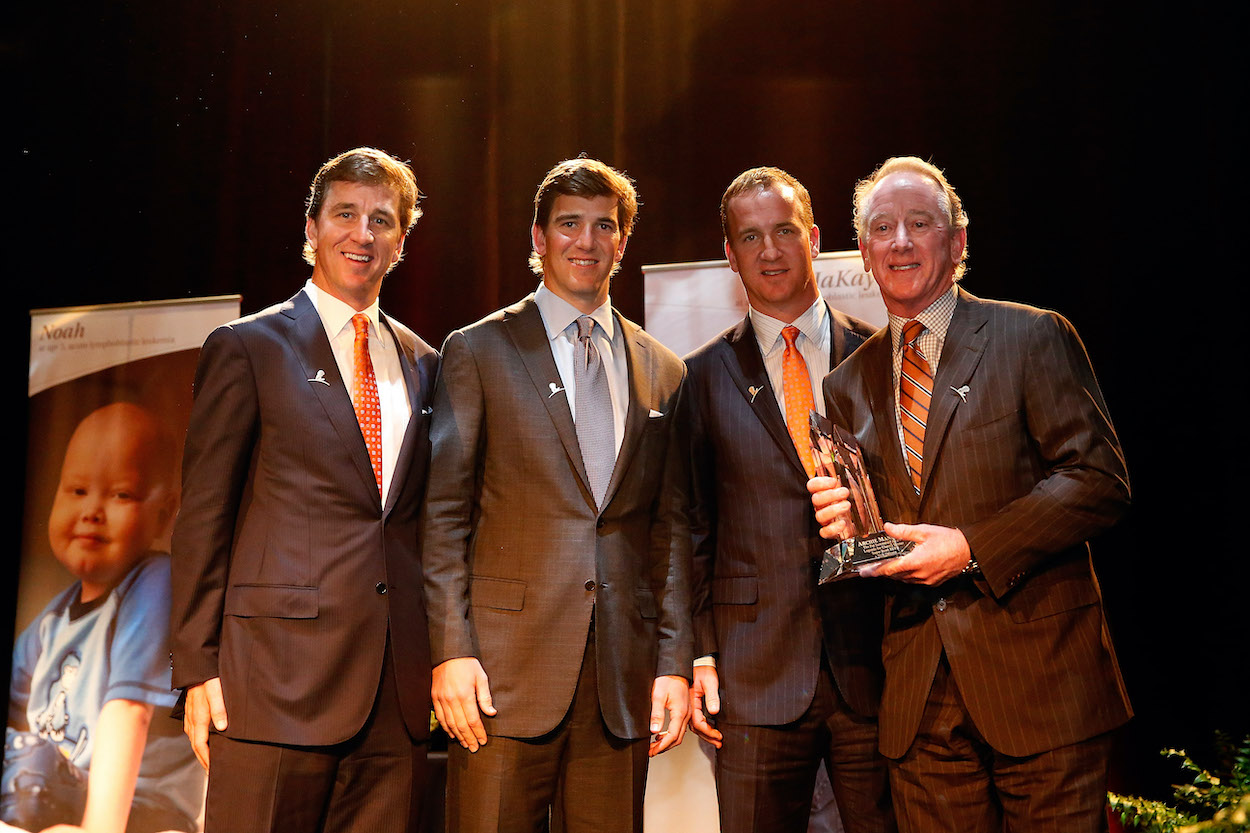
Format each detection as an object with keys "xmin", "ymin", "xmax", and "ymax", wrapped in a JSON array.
[{"xmin": 749, "ymin": 296, "xmax": 832, "ymax": 420}]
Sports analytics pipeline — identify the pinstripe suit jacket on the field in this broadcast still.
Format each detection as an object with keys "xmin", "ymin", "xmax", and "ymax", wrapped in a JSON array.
[
  {"xmin": 687, "ymin": 307, "xmax": 886, "ymax": 725},
  {"xmin": 823, "ymin": 288, "xmax": 1132, "ymax": 758},
  {"xmin": 421, "ymin": 294, "xmax": 693, "ymax": 740},
  {"xmin": 170, "ymin": 289, "xmax": 439, "ymax": 746}
]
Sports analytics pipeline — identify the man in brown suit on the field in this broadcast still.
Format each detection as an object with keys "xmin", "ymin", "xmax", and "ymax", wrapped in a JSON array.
[
  {"xmin": 811, "ymin": 156, "xmax": 1131, "ymax": 832},
  {"xmin": 171, "ymin": 148, "xmax": 438, "ymax": 832},
  {"xmin": 421, "ymin": 158, "xmax": 692, "ymax": 833}
]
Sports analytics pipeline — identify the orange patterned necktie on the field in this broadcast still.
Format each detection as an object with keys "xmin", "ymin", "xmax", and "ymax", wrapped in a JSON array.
[
  {"xmin": 351, "ymin": 313, "xmax": 383, "ymax": 494},
  {"xmin": 781, "ymin": 325, "xmax": 816, "ymax": 478},
  {"xmin": 899, "ymin": 319, "xmax": 932, "ymax": 494}
]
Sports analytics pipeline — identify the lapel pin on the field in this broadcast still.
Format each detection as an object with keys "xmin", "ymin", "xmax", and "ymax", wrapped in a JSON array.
[
  {"xmin": 549, "ymin": 382, "xmax": 566, "ymax": 398},
  {"xmin": 748, "ymin": 385, "xmax": 762, "ymax": 403},
  {"xmin": 950, "ymin": 385, "xmax": 969, "ymax": 403},
  {"xmin": 308, "ymin": 370, "xmax": 330, "ymax": 386}
]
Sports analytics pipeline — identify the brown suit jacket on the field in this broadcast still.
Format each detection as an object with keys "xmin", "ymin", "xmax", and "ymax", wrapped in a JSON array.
[
  {"xmin": 421, "ymin": 294, "xmax": 692, "ymax": 740},
  {"xmin": 170, "ymin": 289, "xmax": 438, "ymax": 745},
  {"xmin": 686, "ymin": 306, "xmax": 885, "ymax": 725},
  {"xmin": 823, "ymin": 288, "xmax": 1132, "ymax": 758}
]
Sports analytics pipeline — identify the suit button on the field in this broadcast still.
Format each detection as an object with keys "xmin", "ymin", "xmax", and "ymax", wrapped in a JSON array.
[
  {"xmin": 584, "ymin": 580, "xmax": 596, "ymax": 591},
  {"xmin": 375, "ymin": 582, "xmax": 388, "ymax": 595},
  {"xmin": 935, "ymin": 597, "xmax": 947, "ymax": 612},
  {"xmin": 596, "ymin": 518, "xmax": 605, "ymax": 529}
]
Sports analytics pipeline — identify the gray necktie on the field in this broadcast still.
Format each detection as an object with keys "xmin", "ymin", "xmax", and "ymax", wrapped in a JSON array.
[{"xmin": 574, "ymin": 315, "xmax": 615, "ymax": 508}]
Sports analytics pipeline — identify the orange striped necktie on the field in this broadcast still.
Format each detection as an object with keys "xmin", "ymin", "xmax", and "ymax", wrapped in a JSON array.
[
  {"xmin": 781, "ymin": 325, "xmax": 816, "ymax": 478},
  {"xmin": 899, "ymin": 320, "xmax": 932, "ymax": 494},
  {"xmin": 351, "ymin": 314, "xmax": 383, "ymax": 495}
]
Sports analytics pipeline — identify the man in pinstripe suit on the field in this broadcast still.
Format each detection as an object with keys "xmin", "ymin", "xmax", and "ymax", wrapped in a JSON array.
[
  {"xmin": 686, "ymin": 167, "xmax": 894, "ymax": 833},
  {"xmin": 811, "ymin": 157, "xmax": 1131, "ymax": 832}
]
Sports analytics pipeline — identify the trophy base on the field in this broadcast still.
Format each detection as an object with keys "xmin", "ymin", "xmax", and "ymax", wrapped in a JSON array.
[{"xmin": 818, "ymin": 532, "xmax": 914, "ymax": 583}]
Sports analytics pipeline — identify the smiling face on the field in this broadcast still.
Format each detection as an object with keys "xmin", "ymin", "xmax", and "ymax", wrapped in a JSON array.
[
  {"xmin": 48, "ymin": 404, "xmax": 176, "ymax": 602},
  {"xmin": 858, "ymin": 171, "xmax": 967, "ymax": 318},
  {"xmin": 306, "ymin": 180, "xmax": 407, "ymax": 311},
  {"xmin": 532, "ymin": 194, "xmax": 627, "ymax": 314},
  {"xmin": 724, "ymin": 184, "xmax": 822, "ymax": 323}
]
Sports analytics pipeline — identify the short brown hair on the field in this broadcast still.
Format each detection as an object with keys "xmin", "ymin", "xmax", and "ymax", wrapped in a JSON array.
[
  {"xmin": 720, "ymin": 166, "xmax": 814, "ymax": 239},
  {"xmin": 303, "ymin": 148, "xmax": 422, "ymax": 265},
  {"xmin": 529, "ymin": 158, "xmax": 638, "ymax": 275}
]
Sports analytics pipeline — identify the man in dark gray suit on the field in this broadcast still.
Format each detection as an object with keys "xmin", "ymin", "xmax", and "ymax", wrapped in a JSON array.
[
  {"xmin": 812, "ymin": 156, "xmax": 1131, "ymax": 832},
  {"xmin": 685, "ymin": 167, "xmax": 893, "ymax": 833},
  {"xmin": 421, "ymin": 158, "xmax": 692, "ymax": 833},
  {"xmin": 171, "ymin": 148, "xmax": 438, "ymax": 832}
]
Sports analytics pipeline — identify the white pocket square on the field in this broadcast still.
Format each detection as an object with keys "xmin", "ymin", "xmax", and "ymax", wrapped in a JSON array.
[{"xmin": 648, "ymin": 409, "xmax": 665, "ymax": 418}]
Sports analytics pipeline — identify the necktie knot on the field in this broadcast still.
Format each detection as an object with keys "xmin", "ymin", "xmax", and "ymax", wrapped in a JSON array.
[
  {"xmin": 352, "ymin": 313, "xmax": 370, "ymax": 339},
  {"xmin": 577, "ymin": 315, "xmax": 595, "ymax": 342},
  {"xmin": 902, "ymin": 319, "xmax": 924, "ymax": 348},
  {"xmin": 782, "ymin": 325, "xmax": 801, "ymax": 350}
]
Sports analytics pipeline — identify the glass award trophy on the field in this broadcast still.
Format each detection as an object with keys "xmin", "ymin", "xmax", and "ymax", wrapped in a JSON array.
[{"xmin": 809, "ymin": 412, "xmax": 912, "ymax": 583}]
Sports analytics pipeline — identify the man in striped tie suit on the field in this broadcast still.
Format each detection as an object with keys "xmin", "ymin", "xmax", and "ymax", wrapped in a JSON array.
[{"xmin": 810, "ymin": 156, "xmax": 1131, "ymax": 833}]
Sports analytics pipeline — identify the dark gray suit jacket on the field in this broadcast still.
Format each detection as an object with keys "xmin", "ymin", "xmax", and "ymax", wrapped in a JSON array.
[
  {"xmin": 686, "ymin": 306, "xmax": 885, "ymax": 725},
  {"xmin": 824, "ymin": 288, "xmax": 1132, "ymax": 758},
  {"xmin": 170, "ymin": 289, "xmax": 438, "ymax": 746},
  {"xmin": 421, "ymin": 294, "xmax": 693, "ymax": 740}
]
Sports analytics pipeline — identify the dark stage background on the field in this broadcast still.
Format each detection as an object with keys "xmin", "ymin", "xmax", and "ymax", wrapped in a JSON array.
[{"xmin": 6, "ymin": 0, "xmax": 1241, "ymax": 806}]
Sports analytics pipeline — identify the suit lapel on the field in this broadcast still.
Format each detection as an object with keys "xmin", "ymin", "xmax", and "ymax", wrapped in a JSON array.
[
  {"xmin": 380, "ymin": 312, "xmax": 426, "ymax": 516},
  {"xmin": 724, "ymin": 316, "xmax": 809, "ymax": 480},
  {"xmin": 282, "ymin": 291, "xmax": 382, "ymax": 510},
  {"xmin": 921, "ymin": 289, "xmax": 989, "ymax": 495},
  {"xmin": 826, "ymin": 301, "xmax": 869, "ymax": 369},
  {"xmin": 601, "ymin": 313, "xmax": 651, "ymax": 508},
  {"xmin": 502, "ymin": 296, "xmax": 594, "ymax": 499}
]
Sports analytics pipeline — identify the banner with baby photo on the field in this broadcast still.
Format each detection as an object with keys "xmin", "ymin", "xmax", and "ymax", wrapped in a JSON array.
[{"xmin": 5, "ymin": 296, "xmax": 239, "ymax": 833}]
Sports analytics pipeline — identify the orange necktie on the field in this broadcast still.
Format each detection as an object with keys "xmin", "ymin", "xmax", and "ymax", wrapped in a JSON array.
[
  {"xmin": 899, "ymin": 320, "xmax": 932, "ymax": 494},
  {"xmin": 351, "ymin": 313, "xmax": 383, "ymax": 494},
  {"xmin": 781, "ymin": 325, "xmax": 816, "ymax": 478}
]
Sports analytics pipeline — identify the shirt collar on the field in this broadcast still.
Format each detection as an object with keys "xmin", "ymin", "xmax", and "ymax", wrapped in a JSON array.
[
  {"xmin": 534, "ymin": 282, "xmax": 616, "ymax": 342},
  {"xmin": 888, "ymin": 285, "xmax": 958, "ymax": 351},
  {"xmin": 750, "ymin": 296, "xmax": 827, "ymax": 357},
  {"xmin": 303, "ymin": 279, "xmax": 382, "ymax": 340}
]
